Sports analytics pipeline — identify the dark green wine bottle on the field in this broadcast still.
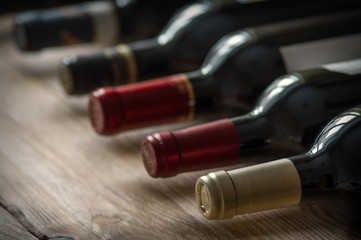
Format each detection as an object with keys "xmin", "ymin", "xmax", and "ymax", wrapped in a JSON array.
[{"xmin": 195, "ymin": 105, "xmax": 361, "ymax": 220}]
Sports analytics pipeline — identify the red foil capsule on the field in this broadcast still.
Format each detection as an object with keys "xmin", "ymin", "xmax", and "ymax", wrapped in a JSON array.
[
  {"xmin": 88, "ymin": 74, "xmax": 195, "ymax": 135},
  {"xmin": 141, "ymin": 119, "xmax": 241, "ymax": 178}
]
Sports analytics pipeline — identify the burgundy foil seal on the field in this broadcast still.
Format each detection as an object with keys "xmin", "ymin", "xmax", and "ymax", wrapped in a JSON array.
[
  {"xmin": 141, "ymin": 119, "xmax": 241, "ymax": 178},
  {"xmin": 88, "ymin": 74, "xmax": 194, "ymax": 135}
]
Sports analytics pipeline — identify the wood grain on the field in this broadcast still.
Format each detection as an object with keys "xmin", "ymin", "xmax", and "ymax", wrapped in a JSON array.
[
  {"xmin": 0, "ymin": 14, "xmax": 360, "ymax": 240},
  {"xmin": 0, "ymin": 205, "xmax": 38, "ymax": 240}
]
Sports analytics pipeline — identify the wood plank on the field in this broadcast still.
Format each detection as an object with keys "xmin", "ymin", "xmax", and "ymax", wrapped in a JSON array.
[
  {"xmin": 0, "ymin": 146, "xmax": 100, "ymax": 239},
  {"xmin": 0, "ymin": 205, "xmax": 38, "ymax": 240},
  {"xmin": 0, "ymin": 14, "xmax": 360, "ymax": 239}
]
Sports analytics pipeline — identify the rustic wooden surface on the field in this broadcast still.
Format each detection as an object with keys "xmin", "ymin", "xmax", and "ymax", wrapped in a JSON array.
[
  {"xmin": 0, "ymin": 205, "xmax": 38, "ymax": 240},
  {"xmin": 0, "ymin": 14, "xmax": 360, "ymax": 240}
]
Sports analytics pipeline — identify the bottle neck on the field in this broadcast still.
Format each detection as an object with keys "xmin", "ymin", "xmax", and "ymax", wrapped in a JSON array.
[
  {"xmin": 230, "ymin": 113, "xmax": 270, "ymax": 148},
  {"xmin": 129, "ymin": 2, "xmax": 215, "ymax": 79},
  {"xmin": 130, "ymin": 39, "xmax": 173, "ymax": 79},
  {"xmin": 185, "ymin": 70, "xmax": 218, "ymax": 113},
  {"xmin": 291, "ymin": 154, "xmax": 334, "ymax": 191}
]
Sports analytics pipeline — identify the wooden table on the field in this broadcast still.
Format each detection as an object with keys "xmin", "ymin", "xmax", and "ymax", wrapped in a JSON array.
[{"xmin": 1, "ymin": 14, "xmax": 360, "ymax": 240}]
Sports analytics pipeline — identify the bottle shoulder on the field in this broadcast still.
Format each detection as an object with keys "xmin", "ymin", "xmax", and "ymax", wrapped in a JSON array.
[{"xmin": 306, "ymin": 107, "xmax": 361, "ymax": 188}]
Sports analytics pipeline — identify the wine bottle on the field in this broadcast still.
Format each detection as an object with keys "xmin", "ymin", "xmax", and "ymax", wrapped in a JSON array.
[
  {"xmin": 59, "ymin": 0, "xmax": 361, "ymax": 95},
  {"xmin": 88, "ymin": 10, "xmax": 361, "ymax": 135},
  {"xmin": 13, "ymin": 0, "xmax": 192, "ymax": 51},
  {"xmin": 141, "ymin": 58, "xmax": 361, "ymax": 177},
  {"xmin": 195, "ymin": 105, "xmax": 361, "ymax": 220}
]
